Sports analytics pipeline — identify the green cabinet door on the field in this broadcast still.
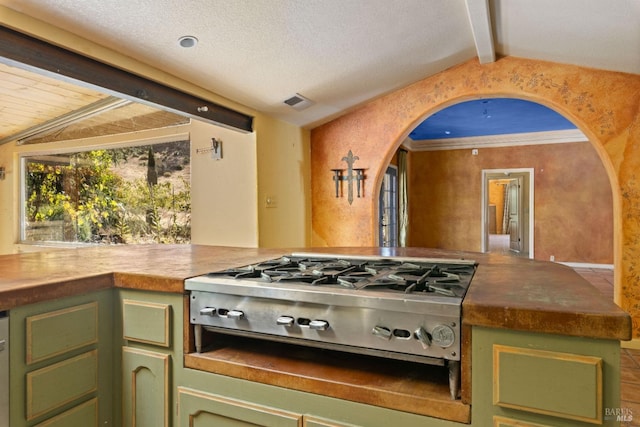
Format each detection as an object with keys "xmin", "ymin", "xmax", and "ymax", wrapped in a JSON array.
[
  {"xmin": 472, "ymin": 326, "xmax": 621, "ymax": 427},
  {"xmin": 122, "ymin": 347, "xmax": 170, "ymax": 427},
  {"xmin": 177, "ymin": 387, "xmax": 301, "ymax": 427}
]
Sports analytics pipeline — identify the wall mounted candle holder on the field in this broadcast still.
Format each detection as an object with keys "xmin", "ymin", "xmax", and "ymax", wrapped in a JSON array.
[
  {"xmin": 196, "ymin": 137, "xmax": 223, "ymax": 160},
  {"xmin": 331, "ymin": 150, "xmax": 365, "ymax": 205}
]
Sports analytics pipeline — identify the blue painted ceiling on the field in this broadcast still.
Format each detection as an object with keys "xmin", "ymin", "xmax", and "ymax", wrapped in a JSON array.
[{"xmin": 409, "ymin": 98, "xmax": 576, "ymax": 140}]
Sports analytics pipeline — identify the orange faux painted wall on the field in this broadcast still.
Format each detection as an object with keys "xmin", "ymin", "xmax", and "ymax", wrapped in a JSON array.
[
  {"xmin": 310, "ymin": 56, "xmax": 640, "ymax": 338},
  {"xmin": 488, "ymin": 180, "xmax": 508, "ymax": 235},
  {"xmin": 408, "ymin": 142, "xmax": 613, "ymax": 264}
]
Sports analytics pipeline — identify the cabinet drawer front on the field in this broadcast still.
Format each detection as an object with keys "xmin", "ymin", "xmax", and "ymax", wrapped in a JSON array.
[
  {"xmin": 177, "ymin": 387, "xmax": 301, "ymax": 427},
  {"xmin": 122, "ymin": 299, "xmax": 171, "ymax": 347},
  {"xmin": 26, "ymin": 302, "xmax": 98, "ymax": 364},
  {"xmin": 26, "ymin": 350, "xmax": 98, "ymax": 420},
  {"xmin": 34, "ymin": 398, "xmax": 98, "ymax": 427},
  {"xmin": 493, "ymin": 415, "xmax": 555, "ymax": 427},
  {"xmin": 493, "ymin": 345, "xmax": 602, "ymax": 424}
]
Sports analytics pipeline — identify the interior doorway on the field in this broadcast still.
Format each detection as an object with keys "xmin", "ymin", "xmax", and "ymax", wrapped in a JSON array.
[{"xmin": 482, "ymin": 169, "xmax": 534, "ymax": 258}]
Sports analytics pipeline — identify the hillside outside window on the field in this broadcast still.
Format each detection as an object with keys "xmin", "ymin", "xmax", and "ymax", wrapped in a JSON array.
[{"xmin": 21, "ymin": 140, "xmax": 191, "ymax": 245}]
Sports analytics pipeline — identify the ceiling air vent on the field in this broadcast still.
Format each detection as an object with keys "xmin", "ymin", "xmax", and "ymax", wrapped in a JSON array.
[{"xmin": 284, "ymin": 93, "xmax": 314, "ymax": 111}]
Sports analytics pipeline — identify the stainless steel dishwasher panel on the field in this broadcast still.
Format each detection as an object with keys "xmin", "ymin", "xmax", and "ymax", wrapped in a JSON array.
[{"xmin": 0, "ymin": 312, "xmax": 7, "ymax": 427}]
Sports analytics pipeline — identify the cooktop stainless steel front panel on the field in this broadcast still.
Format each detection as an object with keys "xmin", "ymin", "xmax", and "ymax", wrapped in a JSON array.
[{"xmin": 190, "ymin": 291, "xmax": 462, "ymax": 361}]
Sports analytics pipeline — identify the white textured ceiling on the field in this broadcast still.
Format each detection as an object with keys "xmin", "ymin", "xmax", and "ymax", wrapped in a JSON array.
[{"xmin": 0, "ymin": 0, "xmax": 638, "ymax": 129}]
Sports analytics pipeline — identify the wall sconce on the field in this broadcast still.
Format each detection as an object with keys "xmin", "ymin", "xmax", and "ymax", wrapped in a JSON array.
[
  {"xmin": 196, "ymin": 137, "xmax": 223, "ymax": 160},
  {"xmin": 331, "ymin": 150, "xmax": 365, "ymax": 205},
  {"xmin": 0, "ymin": 167, "xmax": 4, "ymax": 180}
]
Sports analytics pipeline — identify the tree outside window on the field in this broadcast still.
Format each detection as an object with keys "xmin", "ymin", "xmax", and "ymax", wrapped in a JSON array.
[{"xmin": 23, "ymin": 140, "xmax": 190, "ymax": 244}]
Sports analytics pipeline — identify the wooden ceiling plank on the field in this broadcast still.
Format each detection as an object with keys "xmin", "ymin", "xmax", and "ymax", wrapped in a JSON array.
[{"xmin": 0, "ymin": 25, "xmax": 253, "ymax": 135}]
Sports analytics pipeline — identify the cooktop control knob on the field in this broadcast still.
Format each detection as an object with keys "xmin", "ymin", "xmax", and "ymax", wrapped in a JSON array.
[
  {"xmin": 276, "ymin": 316, "xmax": 295, "ymax": 327},
  {"xmin": 199, "ymin": 307, "xmax": 216, "ymax": 316},
  {"xmin": 432, "ymin": 324, "xmax": 455, "ymax": 348},
  {"xmin": 415, "ymin": 326, "xmax": 432, "ymax": 349},
  {"xmin": 309, "ymin": 320, "xmax": 329, "ymax": 331},
  {"xmin": 372, "ymin": 325, "xmax": 392, "ymax": 340},
  {"xmin": 227, "ymin": 310, "xmax": 244, "ymax": 320}
]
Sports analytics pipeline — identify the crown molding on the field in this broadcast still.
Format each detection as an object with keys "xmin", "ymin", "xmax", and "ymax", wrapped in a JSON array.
[{"xmin": 403, "ymin": 129, "xmax": 588, "ymax": 151}]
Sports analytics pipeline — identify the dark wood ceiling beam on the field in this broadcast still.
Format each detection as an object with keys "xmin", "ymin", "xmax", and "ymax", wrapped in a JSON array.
[{"xmin": 0, "ymin": 25, "xmax": 253, "ymax": 133}]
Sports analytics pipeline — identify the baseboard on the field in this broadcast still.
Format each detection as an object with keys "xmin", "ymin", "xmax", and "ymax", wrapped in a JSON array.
[
  {"xmin": 558, "ymin": 262, "xmax": 614, "ymax": 270},
  {"xmin": 621, "ymin": 338, "xmax": 640, "ymax": 350}
]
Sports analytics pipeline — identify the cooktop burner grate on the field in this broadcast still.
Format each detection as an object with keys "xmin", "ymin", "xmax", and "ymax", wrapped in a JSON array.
[{"xmin": 206, "ymin": 255, "xmax": 475, "ymax": 296}]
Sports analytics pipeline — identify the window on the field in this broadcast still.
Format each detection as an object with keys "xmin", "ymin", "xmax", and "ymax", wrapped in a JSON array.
[
  {"xmin": 379, "ymin": 166, "xmax": 398, "ymax": 247},
  {"xmin": 22, "ymin": 140, "xmax": 190, "ymax": 245}
]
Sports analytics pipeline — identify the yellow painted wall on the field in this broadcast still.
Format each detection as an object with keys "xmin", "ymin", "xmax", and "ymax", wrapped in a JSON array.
[
  {"xmin": 254, "ymin": 115, "xmax": 311, "ymax": 248},
  {"xmin": 189, "ymin": 120, "xmax": 258, "ymax": 247},
  {"xmin": 0, "ymin": 141, "xmax": 13, "ymax": 253}
]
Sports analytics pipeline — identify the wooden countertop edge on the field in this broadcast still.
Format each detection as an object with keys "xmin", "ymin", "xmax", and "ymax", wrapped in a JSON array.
[
  {"xmin": 0, "ymin": 273, "xmax": 114, "ymax": 311},
  {"xmin": 112, "ymin": 272, "xmax": 185, "ymax": 293},
  {"xmin": 462, "ymin": 303, "xmax": 632, "ymax": 340},
  {"xmin": 184, "ymin": 352, "xmax": 471, "ymax": 423}
]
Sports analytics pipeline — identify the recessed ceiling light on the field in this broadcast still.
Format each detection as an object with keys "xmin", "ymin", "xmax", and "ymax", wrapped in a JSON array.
[{"xmin": 178, "ymin": 36, "xmax": 198, "ymax": 48}]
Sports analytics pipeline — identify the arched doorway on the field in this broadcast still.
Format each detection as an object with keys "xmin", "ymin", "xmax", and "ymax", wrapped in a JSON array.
[
  {"xmin": 382, "ymin": 98, "xmax": 614, "ymax": 266},
  {"xmin": 311, "ymin": 57, "xmax": 640, "ymax": 339}
]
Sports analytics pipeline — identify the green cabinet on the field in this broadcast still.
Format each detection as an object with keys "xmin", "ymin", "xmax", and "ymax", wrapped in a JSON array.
[
  {"xmin": 6, "ymin": 287, "xmax": 624, "ymax": 427},
  {"xmin": 116, "ymin": 290, "xmax": 181, "ymax": 427},
  {"xmin": 9, "ymin": 290, "xmax": 113, "ymax": 427},
  {"xmin": 177, "ymin": 387, "xmax": 301, "ymax": 426},
  {"xmin": 472, "ymin": 326, "xmax": 621, "ymax": 427}
]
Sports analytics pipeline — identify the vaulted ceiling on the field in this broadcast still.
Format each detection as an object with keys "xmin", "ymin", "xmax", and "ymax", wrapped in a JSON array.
[{"xmin": 0, "ymin": 0, "xmax": 638, "ymax": 142}]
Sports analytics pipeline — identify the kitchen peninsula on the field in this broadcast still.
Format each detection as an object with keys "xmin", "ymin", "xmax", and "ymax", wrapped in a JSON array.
[{"xmin": 0, "ymin": 245, "xmax": 630, "ymax": 427}]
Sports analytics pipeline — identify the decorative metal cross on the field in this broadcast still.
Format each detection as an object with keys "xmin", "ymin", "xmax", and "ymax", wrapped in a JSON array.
[{"xmin": 331, "ymin": 150, "xmax": 365, "ymax": 205}]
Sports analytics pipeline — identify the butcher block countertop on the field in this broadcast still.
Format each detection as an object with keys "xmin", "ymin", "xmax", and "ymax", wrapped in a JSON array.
[
  {"xmin": 0, "ymin": 245, "xmax": 630, "ymax": 423},
  {"xmin": 0, "ymin": 244, "xmax": 630, "ymax": 340}
]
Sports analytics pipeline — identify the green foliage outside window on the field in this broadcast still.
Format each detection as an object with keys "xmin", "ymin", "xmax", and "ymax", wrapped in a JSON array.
[{"xmin": 24, "ymin": 141, "xmax": 191, "ymax": 244}]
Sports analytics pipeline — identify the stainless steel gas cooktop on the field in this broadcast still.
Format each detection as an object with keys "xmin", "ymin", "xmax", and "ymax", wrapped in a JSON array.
[{"xmin": 185, "ymin": 253, "xmax": 477, "ymax": 399}]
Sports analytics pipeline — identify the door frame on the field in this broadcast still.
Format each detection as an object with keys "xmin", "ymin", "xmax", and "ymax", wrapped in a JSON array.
[
  {"xmin": 481, "ymin": 168, "xmax": 534, "ymax": 258},
  {"xmin": 378, "ymin": 165, "xmax": 399, "ymax": 247}
]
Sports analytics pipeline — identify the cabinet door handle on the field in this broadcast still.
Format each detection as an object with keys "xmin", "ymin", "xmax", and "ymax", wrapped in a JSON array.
[{"xmin": 0, "ymin": 339, "xmax": 5, "ymax": 352}]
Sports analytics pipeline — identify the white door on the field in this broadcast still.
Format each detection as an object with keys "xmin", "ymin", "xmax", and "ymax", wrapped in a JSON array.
[{"xmin": 507, "ymin": 177, "xmax": 523, "ymax": 252}]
